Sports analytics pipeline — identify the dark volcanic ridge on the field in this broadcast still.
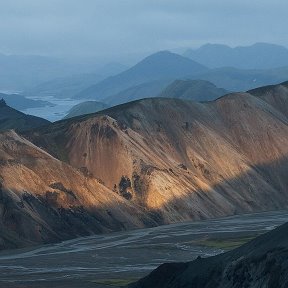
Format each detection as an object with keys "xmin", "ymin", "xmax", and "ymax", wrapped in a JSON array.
[{"xmin": 0, "ymin": 100, "xmax": 50, "ymax": 132}]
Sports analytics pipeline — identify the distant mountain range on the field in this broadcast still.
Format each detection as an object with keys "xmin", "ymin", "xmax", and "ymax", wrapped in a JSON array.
[
  {"xmin": 0, "ymin": 99, "xmax": 50, "ymax": 132},
  {"xmin": 73, "ymin": 48, "xmax": 288, "ymax": 104},
  {"xmin": 65, "ymin": 80, "xmax": 228, "ymax": 118},
  {"xmin": 23, "ymin": 63, "xmax": 127, "ymax": 99},
  {"xmin": 184, "ymin": 43, "xmax": 288, "ymax": 69},
  {"xmin": 75, "ymin": 51, "xmax": 208, "ymax": 100},
  {"xmin": 0, "ymin": 52, "xmax": 127, "ymax": 92}
]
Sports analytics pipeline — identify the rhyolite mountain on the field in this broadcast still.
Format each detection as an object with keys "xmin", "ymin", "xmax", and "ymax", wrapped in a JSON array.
[
  {"xmin": 74, "ymin": 51, "xmax": 208, "ymax": 100},
  {"xmin": 184, "ymin": 42, "xmax": 288, "ymax": 69},
  {"xmin": 0, "ymin": 81, "xmax": 287, "ymax": 249},
  {"xmin": 128, "ymin": 221, "xmax": 288, "ymax": 288},
  {"xmin": 158, "ymin": 79, "xmax": 228, "ymax": 101},
  {"xmin": 0, "ymin": 99, "xmax": 50, "ymax": 132},
  {"xmin": 64, "ymin": 101, "xmax": 110, "ymax": 119}
]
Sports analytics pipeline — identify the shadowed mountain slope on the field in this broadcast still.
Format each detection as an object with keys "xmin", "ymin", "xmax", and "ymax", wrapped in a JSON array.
[
  {"xmin": 128, "ymin": 221, "xmax": 288, "ymax": 288},
  {"xmin": 0, "ymin": 100, "xmax": 50, "ymax": 132}
]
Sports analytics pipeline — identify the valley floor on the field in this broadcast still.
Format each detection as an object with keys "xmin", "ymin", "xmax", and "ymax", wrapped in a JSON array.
[{"xmin": 0, "ymin": 210, "xmax": 288, "ymax": 288}]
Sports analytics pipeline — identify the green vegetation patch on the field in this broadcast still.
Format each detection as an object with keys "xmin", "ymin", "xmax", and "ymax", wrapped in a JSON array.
[
  {"xmin": 195, "ymin": 236, "xmax": 258, "ymax": 250},
  {"xmin": 92, "ymin": 277, "xmax": 139, "ymax": 287}
]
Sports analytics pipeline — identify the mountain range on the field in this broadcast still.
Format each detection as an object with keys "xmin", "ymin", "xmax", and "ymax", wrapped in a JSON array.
[
  {"xmin": 75, "ymin": 51, "xmax": 208, "ymax": 100},
  {"xmin": 73, "ymin": 50, "xmax": 288, "ymax": 105},
  {"xmin": 65, "ymin": 79, "xmax": 228, "ymax": 117},
  {"xmin": 184, "ymin": 42, "xmax": 288, "ymax": 69},
  {"xmin": 23, "ymin": 62, "xmax": 127, "ymax": 99},
  {"xmin": 0, "ymin": 81, "xmax": 287, "ymax": 249}
]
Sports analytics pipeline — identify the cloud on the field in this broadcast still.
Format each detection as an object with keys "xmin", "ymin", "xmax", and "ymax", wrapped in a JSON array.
[{"xmin": 0, "ymin": 0, "xmax": 286, "ymax": 58}]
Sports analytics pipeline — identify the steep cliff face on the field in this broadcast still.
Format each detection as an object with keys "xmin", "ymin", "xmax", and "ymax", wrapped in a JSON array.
[
  {"xmin": 27, "ymin": 83, "xmax": 288, "ymax": 224},
  {"xmin": 0, "ymin": 131, "xmax": 156, "ymax": 249},
  {"xmin": 128, "ymin": 222, "xmax": 288, "ymax": 288}
]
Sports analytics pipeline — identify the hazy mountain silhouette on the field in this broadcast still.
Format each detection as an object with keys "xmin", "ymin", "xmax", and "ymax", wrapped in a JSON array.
[
  {"xmin": 64, "ymin": 101, "xmax": 110, "ymax": 119},
  {"xmin": 75, "ymin": 51, "xmax": 208, "ymax": 100},
  {"xmin": 158, "ymin": 79, "xmax": 228, "ymax": 101},
  {"xmin": 103, "ymin": 79, "xmax": 173, "ymax": 106},
  {"xmin": 193, "ymin": 66, "xmax": 288, "ymax": 91},
  {"xmin": 23, "ymin": 62, "xmax": 128, "ymax": 99},
  {"xmin": 184, "ymin": 43, "xmax": 288, "ymax": 69}
]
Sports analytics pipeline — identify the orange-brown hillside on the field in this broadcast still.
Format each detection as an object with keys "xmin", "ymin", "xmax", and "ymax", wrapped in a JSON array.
[
  {"xmin": 1, "ymin": 82, "xmax": 287, "ymax": 249},
  {"xmin": 26, "ymin": 82, "xmax": 288, "ymax": 224}
]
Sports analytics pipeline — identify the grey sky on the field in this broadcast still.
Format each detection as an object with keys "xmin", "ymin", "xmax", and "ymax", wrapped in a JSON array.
[{"xmin": 0, "ymin": 0, "xmax": 287, "ymax": 59}]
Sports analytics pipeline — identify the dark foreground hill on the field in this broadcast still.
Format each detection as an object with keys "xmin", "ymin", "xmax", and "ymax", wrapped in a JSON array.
[
  {"xmin": 0, "ymin": 92, "xmax": 52, "ymax": 110},
  {"xmin": 128, "ymin": 221, "xmax": 288, "ymax": 288},
  {"xmin": 0, "ymin": 100, "xmax": 50, "ymax": 132}
]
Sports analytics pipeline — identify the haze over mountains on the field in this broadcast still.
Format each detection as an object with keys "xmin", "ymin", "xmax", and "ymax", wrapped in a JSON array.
[
  {"xmin": 1, "ymin": 43, "xmax": 288, "ymax": 119},
  {"xmin": 71, "ymin": 44, "xmax": 288, "ymax": 107},
  {"xmin": 23, "ymin": 62, "xmax": 128, "ymax": 99},
  {"xmin": 68, "ymin": 80, "xmax": 227, "ymax": 117},
  {"xmin": 75, "ymin": 51, "xmax": 208, "ymax": 100},
  {"xmin": 184, "ymin": 43, "xmax": 288, "ymax": 69},
  {"xmin": 0, "ymin": 81, "xmax": 287, "ymax": 249}
]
